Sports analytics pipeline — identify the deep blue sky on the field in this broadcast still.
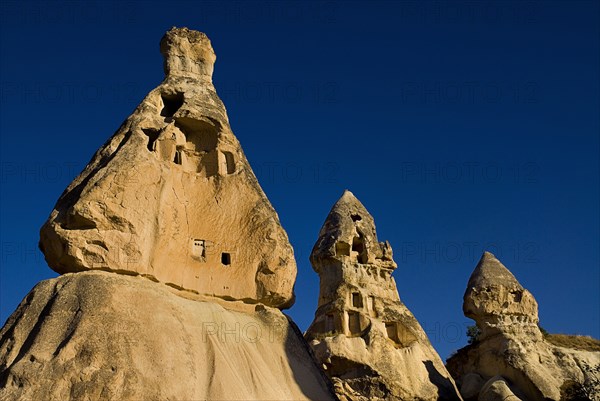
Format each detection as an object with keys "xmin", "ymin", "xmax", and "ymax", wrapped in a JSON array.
[{"xmin": 1, "ymin": 1, "xmax": 598, "ymax": 360}]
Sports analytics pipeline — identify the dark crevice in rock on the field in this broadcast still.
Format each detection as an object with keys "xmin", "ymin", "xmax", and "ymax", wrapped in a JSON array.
[
  {"xmin": 142, "ymin": 128, "xmax": 160, "ymax": 152},
  {"xmin": 160, "ymin": 92, "xmax": 184, "ymax": 117}
]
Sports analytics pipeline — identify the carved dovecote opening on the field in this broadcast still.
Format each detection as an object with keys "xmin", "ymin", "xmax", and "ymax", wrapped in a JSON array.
[
  {"xmin": 385, "ymin": 322, "xmax": 400, "ymax": 343},
  {"xmin": 348, "ymin": 311, "xmax": 361, "ymax": 335},
  {"xmin": 173, "ymin": 147, "xmax": 183, "ymax": 165},
  {"xmin": 160, "ymin": 92, "xmax": 184, "ymax": 118},
  {"xmin": 511, "ymin": 290, "xmax": 523, "ymax": 302},
  {"xmin": 191, "ymin": 239, "xmax": 206, "ymax": 261},
  {"xmin": 171, "ymin": 119, "xmax": 236, "ymax": 177},
  {"xmin": 221, "ymin": 151, "xmax": 236, "ymax": 174},
  {"xmin": 352, "ymin": 232, "xmax": 368, "ymax": 264},
  {"xmin": 221, "ymin": 252, "xmax": 231, "ymax": 266},
  {"xmin": 148, "ymin": 95, "xmax": 238, "ymax": 177},
  {"xmin": 174, "ymin": 117, "xmax": 219, "ymax": 175},
  {"xmin": 384, "ymin": 321, "xmax": 417, "ymax": 347},
  {"xmin": 351, "ymin": 292, "xmax": 363, "ymax": 308},
  {"xmin": 142, "ymin": 128, "xmax": 160, "ymax": 152}
]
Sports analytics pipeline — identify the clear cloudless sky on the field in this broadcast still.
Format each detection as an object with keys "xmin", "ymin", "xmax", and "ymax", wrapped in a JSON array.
[{"xmin": 0, "ymin": 1, "xmax": 598, "ymax": 360}]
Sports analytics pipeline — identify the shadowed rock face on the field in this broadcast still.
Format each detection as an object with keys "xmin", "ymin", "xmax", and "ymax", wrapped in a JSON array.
[
  {"xmin": 306, "ymin": 190, "xmax": 462, "ymax": 401},
  {"xmin": 39, "ymin": 27, "xmax": 296, "ymax": 308},
  {"xmin": 448, "ymin": 252, "xmax": 600, "ymax": 401}
]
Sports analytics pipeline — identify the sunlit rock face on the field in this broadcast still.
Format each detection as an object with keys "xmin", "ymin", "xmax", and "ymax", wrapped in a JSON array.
[
  {"xmin": 305, "ymin": 190, "xmax": 462, "ymax": 401},
  {"xmin": 39, "ymin": 27, "xmax": 296, "ymax": 308},
  {"xmin": 0, "ymin": 271, "xmax": 336, "ymax": 400},
  {"xmin": 1, "ymin": 27, "xmax": 337, "ymax": 401},
  {"xmin": 463, "ymin": 251, "xmax": 541, "ymax": 340},
  {"xmin": 447, "ymin": 252, "xmax": 600, "ymax": 401}
]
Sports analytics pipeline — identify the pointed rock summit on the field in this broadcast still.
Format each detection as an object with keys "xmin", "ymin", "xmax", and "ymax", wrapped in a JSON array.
[
  {"xmin": 310, "ymin": 190, "xmax": 395, "ymax": 274},
  {"xmin": 466, "ymin": 251, "xmax": 522, "ymax": 289},
  {"xmin": 39, "ymin": 27, "xmax": 296, "ymax": 308},
  {"xmin": 448, "ymin": 252, "xmax": 599, "ymax": 401},
  {"xmin": 306, "ymin": 191, "xmax": 462, "ymax": 401}
]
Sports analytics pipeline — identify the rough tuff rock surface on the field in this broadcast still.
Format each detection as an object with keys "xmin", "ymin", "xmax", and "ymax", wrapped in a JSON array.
[
  {"xmin": 0, "ymin": 271, "xmax": 336, "ymax": 401},
  {"xmin": 305, "ymin": 190, "xmax": 462, "ymax": 401},
  {"xmin": 447, "ymin": 252, "xmax": 600, "ymax": 401},
  {"xmin": 39, "ymin": 27, "xmax": 296, "ymax": 308},
  {"xmin": 463, "ymin": 251, "xmax": 539, "ymax": 341}
]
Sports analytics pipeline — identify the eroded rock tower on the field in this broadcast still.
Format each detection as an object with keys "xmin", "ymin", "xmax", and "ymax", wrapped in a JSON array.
[{"xmin": 305, "ymin": 190, "xmax": 462, "ymax": 401}]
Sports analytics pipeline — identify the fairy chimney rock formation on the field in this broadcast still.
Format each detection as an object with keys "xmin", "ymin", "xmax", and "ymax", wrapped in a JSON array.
[
  {"xmin": 447, "ymin": 252, "xmax": 600, "ymax": 401},
  {"xmin": 306, "ymin": 190, "xmax": 462, "ymax": 401},
  {"xmin": 464, "ymin": 251, "xmax": 540, "ymax": 339},
  {"xmin": 1, "ymin": 28, "xmax": 338, "ymax": 401},
  {"xmin": 310, "ymin": 190, "xmax": 398, "ymax": 310},
  {"xmin": 38, "ymin": 27, "xmax": 296, "ymax": 308}
]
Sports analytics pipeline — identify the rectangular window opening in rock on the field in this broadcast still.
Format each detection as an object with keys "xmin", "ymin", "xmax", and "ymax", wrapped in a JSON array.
[
  {"xmin": 352, "ymin": 235, "xmax": 368, "ymax": 264},
  {"xmin": 201, "ymin": 151, "xmax": 219, "ymax": 176},
  {"xmin": 511, "ymin": 290, "xmax": 523, "ymax": 302},
  {"xmin": 352, "ymin": 292, "xmax": 363, "ymax": 308},
  {"xmin": 175, "ymin": 118, "xmax": 219, "ymax": 152},
  {"xmin": 348, "ymin": 312, "xmax": 360, "ymax": 335},
  {"xmin": 221, "ymin": 252, "xmax": 231, "ymax": 266},
  {"xmin": 223, "ymin": 151, "xmax": 235, "ymax": 174},
  {"xmin": 368, "ymin": 296, "xmax": 375, "ymax": 311},
  {"xmin": 385, "ymin": 322, "xmax": 400, "ymax": 343}
]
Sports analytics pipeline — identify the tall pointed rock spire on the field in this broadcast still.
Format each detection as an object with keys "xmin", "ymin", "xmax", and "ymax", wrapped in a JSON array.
[{"xmin": 306, "ymin": 190, "xmax": 462, "ymax": 401}]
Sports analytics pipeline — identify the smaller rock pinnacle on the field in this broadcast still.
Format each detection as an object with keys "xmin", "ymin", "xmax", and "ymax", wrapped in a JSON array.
[{"xmin": 160, "ymin": 27, "xmax": 216, "ymax": 81}]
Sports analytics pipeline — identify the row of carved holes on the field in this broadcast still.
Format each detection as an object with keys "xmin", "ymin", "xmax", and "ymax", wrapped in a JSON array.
[
  {"xmin": 143, "ymin": 128, "xmax": 235, "ymax": 175},
  {"xmin": 326, "ymin": 315, "xmax": 399, "ymax": 340},
  {"xmin": 192, "ymin": 239, "xmax": 231, "ymax": 266}
]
